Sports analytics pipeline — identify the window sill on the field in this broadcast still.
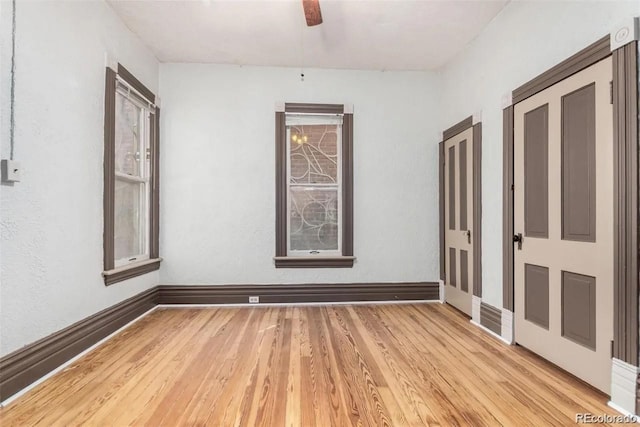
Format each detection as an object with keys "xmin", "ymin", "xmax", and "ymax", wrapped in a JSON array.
[
  {"xmin": 274, "ymin": 256, "xmax": 355, "ymax": 268},
  {"xmin": 103, "ymin": 258, "xmax": 162, "ymax": 286}
]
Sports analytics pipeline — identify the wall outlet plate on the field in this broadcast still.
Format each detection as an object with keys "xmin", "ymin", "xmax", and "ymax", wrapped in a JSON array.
[
  {"xmin": 249, "ymin": 296, "xmax": 259, "ymax": 304},
  {"xmin": 1, "ymin": 159, "xmax": 21, "ymax": 182}
]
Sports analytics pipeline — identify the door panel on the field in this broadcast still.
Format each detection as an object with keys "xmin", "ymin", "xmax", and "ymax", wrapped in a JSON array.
[
  {"xmin": 524, "ymin": 264, "xmax": 550, "ymax": 329},
  {"xmin": 514, "ymin": 57, "xmax": 613, "ymax": 393},
  {"xmin": 459, "ymin": 140, "xmax": 468, "ymax": 230},
  {"xmin": 524, "ymin": 104, "xmax": 549, "ymax": 238},
  {"xmin": 449, "ymin": 247, "xmax": 457, "ymax": 288},
  {"xmin": 460, "ymin": 250, "xmax": 469, "ymax": 293},
  {"xmin": 444, "ymin": 127, "xmax": 474, "ymax": 315},
  {"xmin": 561, "ymin": 84, "xmax": 597, "ymax": 242},
  {"xmin": 448, "ymin": 146, "xmax": 456, "ymax": 230},
  {"xmin": 561, "ymin": 271, "xmax": 596, "ymax": 350}
]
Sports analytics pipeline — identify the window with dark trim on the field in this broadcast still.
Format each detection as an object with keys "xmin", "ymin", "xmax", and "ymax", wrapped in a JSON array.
[
  {"xmin": 102, "ymin": 64, "xmax": 160, "ymax": 285},
  {"xmin": 274, "ymin": 103, "xmax": 354, "ymax": 268}
]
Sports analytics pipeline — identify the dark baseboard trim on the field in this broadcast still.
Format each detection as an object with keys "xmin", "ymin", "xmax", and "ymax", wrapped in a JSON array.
[
  {"xmin": 0, "ymin": 282, "xmax": 438, "ymax": 402},
  {"xmin": 0, "ymin": 288, "xmax": 157, "ymax": 401},
  {"xmin": 157, "ymin": 282, "xmax": 439, "ymax": 305},
  {"xmin": 480, "ymin": 302, "xmax": 502, "ymax": 335}
]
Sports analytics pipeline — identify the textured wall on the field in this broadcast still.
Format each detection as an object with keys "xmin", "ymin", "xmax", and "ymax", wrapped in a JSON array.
[
  {"xmin": 0, "ymin": 1, "xmax": 160, "ymax": 356},
  {"xmin": 438, "ymin": 0, "xmax": 640, "ymax": 309},
  {"xmin": 159, "ymin": 64, "xmax": 441, "ymax": 285},
  {"xmin": 3, "ymin": 0, "xmax": 638, "ymax": 358}
]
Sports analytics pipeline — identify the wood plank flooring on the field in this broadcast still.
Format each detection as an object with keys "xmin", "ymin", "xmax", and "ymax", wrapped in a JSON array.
[{"xmin": 0, "ymin": 303, "xmax": 621, "ymax": 426}]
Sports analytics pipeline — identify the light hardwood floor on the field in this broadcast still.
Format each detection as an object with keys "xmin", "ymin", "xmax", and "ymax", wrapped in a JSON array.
[{"xmin": 0, "ymin": 304, "xmax": 621, "ymax": 426}]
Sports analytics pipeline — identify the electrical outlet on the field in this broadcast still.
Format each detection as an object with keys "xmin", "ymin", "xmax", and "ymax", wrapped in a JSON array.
[
  {"xmin": 249, "ymin": 296, "xmax": 259, "ymax": 304},
  {"xmin": 1, "ymin": 160, "xmax": 20, "ymax": 183}
]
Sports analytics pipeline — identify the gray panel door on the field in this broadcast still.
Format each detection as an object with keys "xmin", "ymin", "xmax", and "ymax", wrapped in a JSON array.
[
  {"xmin": 444, "ymin": 127, "xmax": 474, "ymax": 316},
  {"xmin": 513, "ymin": 57, "xmax": 613, "ymax": 393}
]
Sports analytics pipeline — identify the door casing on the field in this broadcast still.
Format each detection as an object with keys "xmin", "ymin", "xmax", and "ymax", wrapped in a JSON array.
[
  {"xmin": 502, "ymin": 35, "xmax": 639, "ymax": 383},
  {"xmin": 439, "ymin": 118, "xmax": 483, "ymax": 313},
  {"xmin": 512, "ymin": 56, "xmax": 614, "ymax": 393}
]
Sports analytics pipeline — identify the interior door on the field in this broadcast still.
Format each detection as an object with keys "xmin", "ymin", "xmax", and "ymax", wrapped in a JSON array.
[
  {"xmin": 513, "ymin": 57, "xmax": 613, "ymax": 393},
  {"xmin": 444, "ymin": 127, "xmax": 474, "ymax": 316}
]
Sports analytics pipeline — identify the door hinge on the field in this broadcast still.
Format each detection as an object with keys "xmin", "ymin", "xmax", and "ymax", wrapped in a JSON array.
[
  {"xmin": 611, "ymin": 340, "xmax": 614, "ymax": 358},
  {"xmin": 610, "ymin": 81, "xmax": 613, "ymax": 105},
  {"xmin": 511, "ymin": 184, "xmax": 514, "ymax": 191}
]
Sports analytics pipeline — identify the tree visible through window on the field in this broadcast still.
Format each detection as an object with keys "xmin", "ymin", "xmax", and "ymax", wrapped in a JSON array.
[
  {"xmin": 287, "ymin": 115, "xmax": 341, "ymax": 254},
  {"xmin": 275, "ymin": 103, "xmax": 354, "ymax": 268}
]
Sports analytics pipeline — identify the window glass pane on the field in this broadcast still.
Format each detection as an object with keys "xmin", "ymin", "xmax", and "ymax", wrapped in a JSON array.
[
  {"xmin": 115, "ymin": 92, "xmax": 143, "ymax": 177},
  {"xmin": 288, "ymin": 123, "xmax": 339, "ymax": 184},
  {"xmin": 114, "ymin": 179, "xmax": 146, "ymax": 261},
  {"xmin": 290, "ymin": 187, "xmax": 339, "ymax": 251}
]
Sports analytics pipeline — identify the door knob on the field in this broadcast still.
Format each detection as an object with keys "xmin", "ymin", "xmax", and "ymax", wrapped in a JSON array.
[
  {"xmin": 513, "ymin": 233, "xmax": 523, "ymax": 250},
  {"xmin": 465, "ymin": 230, "xmax": 471, "ymax": 244}
]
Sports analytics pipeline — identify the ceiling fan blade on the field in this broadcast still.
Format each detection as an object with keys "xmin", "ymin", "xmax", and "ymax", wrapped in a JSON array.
[{"xmin": 302, "ymin": 0, "xmax": 323, "ymax": 26}]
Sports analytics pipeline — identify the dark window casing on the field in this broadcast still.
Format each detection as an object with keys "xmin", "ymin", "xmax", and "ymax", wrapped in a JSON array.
[
  {"xmin": 274, "ymin": 103, "xmax": 354, "ymax": 268},
  {"xmin": 103, "ymin": 64, "xmax": 161, "ymax": 285}
]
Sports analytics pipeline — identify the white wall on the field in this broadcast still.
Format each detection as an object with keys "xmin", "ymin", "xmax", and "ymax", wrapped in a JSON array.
[
  {"xmin": 439, "ymin": 0, "xmax": 640, "ymax": 309},
  {"xmin": 159, "ymin": 64, "xmax": 441, "ymax": 285},
  {"xmin": 0, "ymin": 0, "xmax": 160, "ymax": 356},
  {"xmin": 3, "ymin": 0, "xmax": 637, "ymax": 357}
]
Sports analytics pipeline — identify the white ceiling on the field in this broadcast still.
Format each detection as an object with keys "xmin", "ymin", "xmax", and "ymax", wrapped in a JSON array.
[{"xmin": 107, "ymin": 0, "xmax": 509, "ymax": 71}]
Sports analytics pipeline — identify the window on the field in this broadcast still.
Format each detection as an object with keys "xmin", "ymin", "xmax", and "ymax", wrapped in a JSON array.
[
  {"xmin": 103, "ymin": 64, "xmax": 160, "ymax": 285},
  {"xmin": 275, "ymin": 103, "xmax": 354, "ymax": 268}
]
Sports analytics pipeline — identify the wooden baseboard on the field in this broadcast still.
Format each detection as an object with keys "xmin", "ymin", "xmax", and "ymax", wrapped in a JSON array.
[
  {"xmin": 0, "ymin": 288, "xmax": 157, "ymax": 401},
  {"xmin": 480, "ymin": 302, "xmax": 502, "ymax": 335},
  {"xmin": 0, "ymin": 281, "xmax": 437, "ymax": 402},
  {"xmin": 157, "ymin": 282, "xmax": 439, "ymax": 305}
]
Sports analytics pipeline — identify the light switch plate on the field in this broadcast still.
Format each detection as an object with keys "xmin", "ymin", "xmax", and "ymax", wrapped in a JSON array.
[{"xmin": 1, "ymin": 159, "xmax": 21, "ymax": 182}]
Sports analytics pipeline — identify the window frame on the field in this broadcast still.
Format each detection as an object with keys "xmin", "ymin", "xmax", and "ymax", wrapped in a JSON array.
[
  {"xmin": 286, "ymin": 114, "xmax": 343, "ymax": 257},
  {"xmin": 274, "ymin": 103, "xmax": 354, "ymax": 268},
  {"xmin": 113, "ymin": 85, "xmax": 151, "ymax": 267},
  {"xmin": 103, "ymin": 64, "xmax": 161, "ymax": 285}
]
